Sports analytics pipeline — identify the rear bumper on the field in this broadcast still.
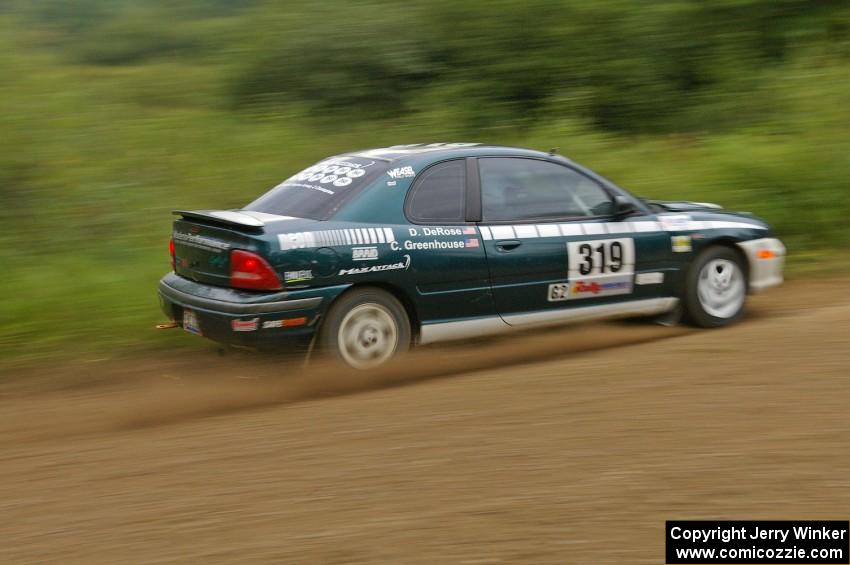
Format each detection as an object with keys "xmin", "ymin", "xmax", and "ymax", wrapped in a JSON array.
[
  {"xmin": 158, "ymin": 273, "xmax": 344, "ymax": 349},
  {"xmin": 737, "ymin": 237, "xmax": 786, "ymax": 293}
]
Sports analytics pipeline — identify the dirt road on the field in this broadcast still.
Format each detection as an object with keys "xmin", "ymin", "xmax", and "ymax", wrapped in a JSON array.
[{"xmin": 1, "ymin": 279, "xmax": 849, "ymax": 564}]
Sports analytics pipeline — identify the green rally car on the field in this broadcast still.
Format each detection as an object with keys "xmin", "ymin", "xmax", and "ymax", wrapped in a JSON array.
[{"xmin": 158, "ymin": 143, "xmax": 785, "ymax": 368}]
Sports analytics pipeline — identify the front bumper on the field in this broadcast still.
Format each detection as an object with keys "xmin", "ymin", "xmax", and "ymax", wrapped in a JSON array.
[
  {"xmin": 158, "ymin": 272, "xmax": 342, "ymax": 349},
  {"xmin": 737, "ymin": 237, "xmax": 786, "ymax": 293}
]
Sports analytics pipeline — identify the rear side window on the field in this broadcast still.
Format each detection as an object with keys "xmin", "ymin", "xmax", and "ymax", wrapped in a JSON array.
[
  {"xmin": 245, "ymin": 156, "xmax": 386, "ymax": 220},
  {"xmin": 406, "ymin": 160, "xmax": 466, "ymax": 223},
  {"xmin": 480, "ymin": 158, "xmax": 613, "ymax": 222}
]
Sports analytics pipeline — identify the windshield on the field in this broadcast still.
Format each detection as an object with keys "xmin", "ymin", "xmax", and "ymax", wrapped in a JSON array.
[{"xmin": 244, "ymin": 155, "xmax": 386, "ymax": 220}]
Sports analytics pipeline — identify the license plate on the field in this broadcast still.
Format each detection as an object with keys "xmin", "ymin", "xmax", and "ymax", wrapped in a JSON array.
[{"xmin": 182, "ymin": 309, "xmax": 202, "ymax": 336}]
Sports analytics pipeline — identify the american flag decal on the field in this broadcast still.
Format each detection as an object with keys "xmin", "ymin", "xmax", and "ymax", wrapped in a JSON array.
[{"xmin": 465, "ymin": 238, "xmax": 479, "ymax": 248}]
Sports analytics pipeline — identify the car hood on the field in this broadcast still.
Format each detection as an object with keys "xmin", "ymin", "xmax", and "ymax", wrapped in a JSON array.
[
  {"xmin": 645, "ymin": 199, "xmax": 725, "ymax": 212},
  {"xmin": 648, "ymin": 200, "xmax": 768, "ymax": 227}
]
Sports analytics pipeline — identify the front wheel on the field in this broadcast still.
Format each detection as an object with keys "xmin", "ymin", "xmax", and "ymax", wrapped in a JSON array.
[
  {"xmin": 318, "ymin": 288, "xmax": 411, "ymax": 369},
  {"xmin": 684, "ymin": 246, "xmax": 748, "ymax": 328}
]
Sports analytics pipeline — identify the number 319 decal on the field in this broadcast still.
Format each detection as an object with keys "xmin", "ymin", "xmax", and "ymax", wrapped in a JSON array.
[{"xmin": 567, "ymin": 238, "xmax": 635, "ymax": 278}]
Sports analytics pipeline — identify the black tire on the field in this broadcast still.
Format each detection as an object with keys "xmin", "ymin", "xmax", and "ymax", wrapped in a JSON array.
[
  {"xmin": 683, "ymin": 246, "xmax": 748, "ymax": 328},
  {"xmin": 318, "ymin": 287, "xmax": 411, "ymax": 369}
]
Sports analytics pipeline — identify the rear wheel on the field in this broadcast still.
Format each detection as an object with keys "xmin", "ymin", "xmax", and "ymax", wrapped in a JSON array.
[
  {"xmin": 684, "ymin": 246, "xmax": 747, "ymax": 327},
  {"xmin": 318, "ymin": 288, "xmax": 411, "ymax": 369}
]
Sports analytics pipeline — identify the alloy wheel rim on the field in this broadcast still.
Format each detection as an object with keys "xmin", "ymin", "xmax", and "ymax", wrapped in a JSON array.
[
  {"xmin": 337, "ymin": 303, "xmax": 398, "ymax": 369},
  {"xmin": 697, "ymin": 258, "xmax": 745, "ymax": 319}
]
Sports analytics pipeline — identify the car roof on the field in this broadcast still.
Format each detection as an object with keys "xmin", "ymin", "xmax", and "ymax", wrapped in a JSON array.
[{"xmin": 344, "ymin": 143, "xmax": 564, "ymax": 163}]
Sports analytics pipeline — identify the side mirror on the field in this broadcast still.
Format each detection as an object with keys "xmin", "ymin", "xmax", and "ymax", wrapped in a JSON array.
[{"xmin": 613, "ymin": 195, "xmax": 638, "ymax": 218}]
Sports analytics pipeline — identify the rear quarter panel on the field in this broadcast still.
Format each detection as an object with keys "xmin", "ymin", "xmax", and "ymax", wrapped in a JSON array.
[{"xmin": 267, "ymin": 157, "xmax": 495, "ymax": 324}]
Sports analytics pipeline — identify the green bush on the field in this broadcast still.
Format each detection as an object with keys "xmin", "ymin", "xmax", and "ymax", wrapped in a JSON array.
[
  {"xmin": 71, "ymin": 12, "xmax": 200, "ymax": 65},
  {"xmin": 227, "ymin": 0, "xmax": 850, "ymax": 133}
]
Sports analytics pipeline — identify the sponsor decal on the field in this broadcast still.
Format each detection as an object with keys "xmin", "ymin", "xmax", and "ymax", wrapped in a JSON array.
[
  {"xmin": 552, "ymin": 273, "xmax": 635, "ymax": 300},
  {"xmin": 352, "ymin": 246, "xmax": 379, "ymax": 261},
  {"xmin": 671, "ymin": 235, "xmax": 692, "ymax": 252},
  {"xmin": 387, "ymin": 166, "xmax": 415, "ymax": 179},
  {"xmin": 339, "ymin": 255, "xmax": 411, "ymax": 276},
  {"xmin": 231, "ymin": 318, "xmax": 259, "ymax": 332},
  {"xmin": 635, "ymin": 272, "xmax": 665, "ymax": 285},
  {"xmin": 658, "ymin": 214, "xmax": 692, "ymax": 231},
  {"xmin": 284, "ymin": 270, "xmax": 313, "ymax": 283},
  {"xmin": 305, "ymin": 159, "xmax": 374, "ymax": 175},
  {"xmin": 173, "ymin": 232, "xmax": 230, "ymax": 252},
  {"xmin": 262, "ymin": 317, "xmax": 307, "ymax": 329},
  {"xmin": 281, "ymin": 182, "xmax": 335, "ymax": 195},
  {"xmin": 284, "ymin": 159, "xmax": 374, "ymax": 196},
  {"xmin": 570, "ymin": 278, "xmax": 632, "ymax": 297},
  {"xmin": 279, "ymin": 227, "xmax": 396, "ymax": 250}
]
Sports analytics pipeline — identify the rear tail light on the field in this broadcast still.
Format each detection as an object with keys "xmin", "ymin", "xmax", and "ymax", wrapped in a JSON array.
[
  {"xmin": 230, "ymin": 249, "xmax": 282, "ymax": 290},
  {"xmin": 169, "ymin": 238, "xmax": 175, "ymax": 271}
]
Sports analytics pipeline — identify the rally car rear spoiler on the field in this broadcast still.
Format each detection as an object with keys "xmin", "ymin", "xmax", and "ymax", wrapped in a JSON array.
[{"xmin": 173, "ymin": 210, "xmax": 266, "ymax": 230}]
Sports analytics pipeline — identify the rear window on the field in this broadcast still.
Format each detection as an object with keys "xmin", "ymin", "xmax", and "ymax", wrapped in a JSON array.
[
  {"xmin": 406, "ymin": 159, "xmax": 466, "ymax": 223},
  {"xmin": 245, "ymin": 156, "xmax": 386, "ymax": 220}
]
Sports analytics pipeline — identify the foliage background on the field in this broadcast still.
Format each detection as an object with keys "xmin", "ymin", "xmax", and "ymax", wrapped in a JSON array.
[{"xmin": 0, "ymin": 0, "xmax": 848, "ymax": 362}]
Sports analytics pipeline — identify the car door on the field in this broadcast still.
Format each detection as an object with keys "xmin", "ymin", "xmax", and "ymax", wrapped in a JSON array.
[
  {"xmin": 476, "ymin": 157, "xmax": 671, "ymax": 327},
  {"xmin": 401, "ymin": 158, "xmax": 495, "ymax": 322}
]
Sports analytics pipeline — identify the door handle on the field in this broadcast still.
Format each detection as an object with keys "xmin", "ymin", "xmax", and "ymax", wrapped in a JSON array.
[{"xmin": 495, "ymin": 240, "xmax": 522, "ymax": 252}]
